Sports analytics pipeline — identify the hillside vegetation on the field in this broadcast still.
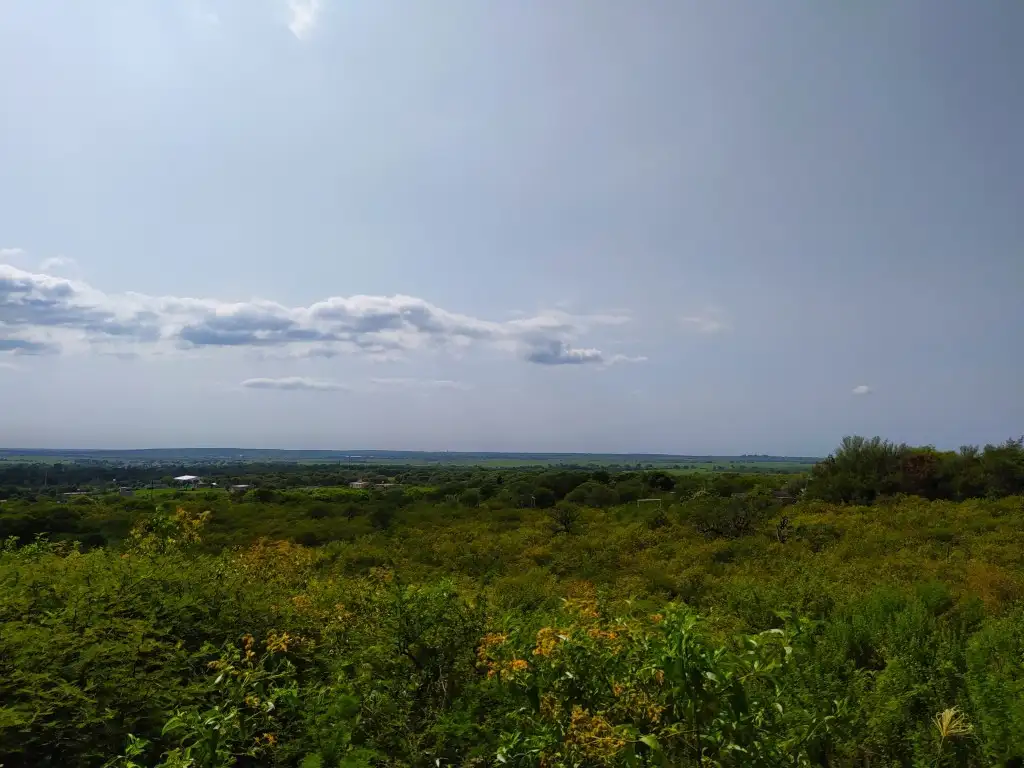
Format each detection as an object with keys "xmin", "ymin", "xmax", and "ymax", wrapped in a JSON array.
[{"xmin": 1, "ymin": 436, "xmax": 1024, "ymax": 767}]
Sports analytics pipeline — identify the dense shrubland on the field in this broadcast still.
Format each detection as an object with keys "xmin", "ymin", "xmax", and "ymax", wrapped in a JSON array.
[
  {"xmin": 806, "ymin": 436, "xmax": 1024, "ymax": 504},
  {"xmin": 1, "ymin": 436, "xmax": 1024, "ymax": 766},
  {"xmin": 0, "ymin": 461, "xmax": 783, "ymax": 501}
]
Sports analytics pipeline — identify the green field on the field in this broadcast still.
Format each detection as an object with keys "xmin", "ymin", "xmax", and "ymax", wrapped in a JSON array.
[{"xmin": 0, "ymin": 448, "xmax": 821, "ymax": 471}]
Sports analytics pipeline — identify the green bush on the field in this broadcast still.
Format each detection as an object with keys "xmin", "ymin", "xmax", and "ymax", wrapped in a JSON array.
[{"xmin": 1, "ymin": 480, "xmax": 1024, "ymax": 765}]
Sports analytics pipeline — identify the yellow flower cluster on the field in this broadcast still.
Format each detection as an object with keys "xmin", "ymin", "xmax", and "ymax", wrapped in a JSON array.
[
  {"xmin": 585, "ymin": 625, "xmax": 625, "ymax": 655},
  {"xmin": 476, "ymin": 633, "xmax": 529, "ymax": 678},
  {"xmin": 233, "ymin": 539, "xmax": 315, "ymax": 583},
  {"xmin": 242, "ymin": 633, "xmax": 256, "ymax": 662},
  {"xmin": 564, "ymin": 581, "xmax": 600, "ymax": 619},
  {"xmin": 255, "ymin": 732, "xmax": 277, "ymax": 747},
  {"xmin": 533, "ymin": 627, "xmax": 564, "ymax": 657},
  {"xmin": 564, "ymin": 598, "xmax": 599, "ymax": 620},
  {"xmin": 476, "ymin": 632, "xmax": 502, "ymax": 677},
  {"xmin": 612, "ymin": 686, "xmax": 664, "ymax": 725},
  {"xmin": 266, "ymin": 631, "xmax": 293, "ymax": 654},
  {"xmin": 565, "ymin": 706, "xmax": 626, "ymax": 761},
  {"xmin": 476, "ymin": 632, "xmax": 506, "ymax": 667},
  {"xmin": 126, "ymin": 507, "xmax": 212, "ymax": 553},
  {"xmin": 479, "ymin": 632, "xmax": 508, "ymax": 651},
  {"xmin": 566, "ymin": 580, "xmax": 597, "ymax": 600},
  {"xmin": 206, "ymin": 657, "xmax": 243, "ymax": 678},
  {"xmin": 173, "ymin": 508, "xmax": 211, "ymax": 545},
  {"xmin": 540, "ymin": 694, "xmax": 562, "ymax": 722}
]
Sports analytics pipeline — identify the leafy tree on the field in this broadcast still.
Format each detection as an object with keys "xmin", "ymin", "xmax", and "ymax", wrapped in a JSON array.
[
  {"xmin": 532, "ymin": 486, "xmax": 557, "ymax": 509},
  {"xmin": 613, "ymin": 479, "xmax": 643, "ymax": 503},
  {"xmin": 369, "ymin": 505, "xmax": 395, "ymax": 531},
  {"xmin": 642, "ymin": 470, "xmax": 676, "ymax": 492},
  {"xmin": 566, "ymin": 481, "xmax": 620, "ymax": 508},
  {"xmin": 307, "ymin": 503, "xmax": 333, "ymax": 520},
  {"xmin": 549, "ymin": 501, "xmax": 582, "ymax": 534}
]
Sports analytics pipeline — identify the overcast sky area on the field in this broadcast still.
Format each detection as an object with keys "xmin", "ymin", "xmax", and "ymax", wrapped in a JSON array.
[{"xmin": 1, "ymin": 1, "xmax": 1022, "ymax": 454}]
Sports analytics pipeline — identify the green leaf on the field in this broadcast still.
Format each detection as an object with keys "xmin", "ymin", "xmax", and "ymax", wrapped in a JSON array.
[
  {"xmin": 526, "ymin": 685, "xmax": 541, "ymax": 712},
  {"xmin": 639, "ymin": 734, "xmax": 661, "ymax": 753}
]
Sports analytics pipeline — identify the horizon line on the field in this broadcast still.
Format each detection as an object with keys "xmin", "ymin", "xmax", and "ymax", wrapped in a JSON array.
[{"xmin": 0, "ymin": 447, "xmax": 823, "ymax": 459}]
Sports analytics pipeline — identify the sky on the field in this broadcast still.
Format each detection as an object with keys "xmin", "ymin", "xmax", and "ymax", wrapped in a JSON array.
[{"xmin": 1, "ymin": 1, "xmax": 1022, "ymax": 454}]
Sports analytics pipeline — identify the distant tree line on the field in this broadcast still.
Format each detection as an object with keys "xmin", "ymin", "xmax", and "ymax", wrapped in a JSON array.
[
  {"xmin": 0, "ymin": 460, "xmax": 785, "ymax": 500},
  {"xmin": 807, "ymin": 435, "xmax": 1024, "ymax": 503}
]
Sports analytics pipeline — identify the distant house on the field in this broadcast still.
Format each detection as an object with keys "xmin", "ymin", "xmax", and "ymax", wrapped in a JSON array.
[
  {"xmin": 173, "ymin": 475, "xmax": 200, "ymax": 488},
  {"xmin": 119, "ymin": 487, "xmax": 134, "ymax": 497},
  {"xmin": 229, "ymin": 484, "xmax": 251, "ymax": 493},
  {"xmin": 349, "ymin": 481, "xmax": 369, "ymax": 489}
]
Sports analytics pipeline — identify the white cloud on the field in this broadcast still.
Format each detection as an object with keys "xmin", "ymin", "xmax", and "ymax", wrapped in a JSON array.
[
  {"xmin": 680, "ymin": 314, "xmax": 727, "ymax": 334},
  {"xmin": 524, "ymin": 340, "xmax": 605, "ymax": 365},
  {"xmin": 241, "ymin": 377, "xmax": 347, "ymax": 391},
  {"xmin": 0, "ymin": 248, "xmax": 27, "ymax": 267},
  {"xmin": 0, "ymin": 338, "xmax": 58, "ymax": 355},
  {"xmin": 607, "ymin": 354, "xmax": 648, "ymax": 365},
  {"xmin": 287, "ymin": 0, "xmax": 321, "ymax": 39},
  {"xmin": 0, "ymin": 262, "xmax": 635, "ymax": 366},
  {"xmin": 851, "ymin": 384, "xmax": 872, "ymax": 395},
  {"xmin": 38, "ymin": 256, "xmax": 81, "ymax": 278}
]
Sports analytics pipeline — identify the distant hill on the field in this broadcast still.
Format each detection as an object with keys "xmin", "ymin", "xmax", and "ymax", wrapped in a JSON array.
[{"xmin": 0, "ymin": 448, "xmax": 821, "ymax": 467}]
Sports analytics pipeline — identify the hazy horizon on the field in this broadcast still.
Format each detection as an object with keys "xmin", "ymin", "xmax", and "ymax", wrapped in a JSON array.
[
  {"xmin": 2, "ymin": 1, "xmax": 1022, "ymax": 455},
  {"xmin": 0, "ymin": 448, "xmax": 815, "ymax": 460}
]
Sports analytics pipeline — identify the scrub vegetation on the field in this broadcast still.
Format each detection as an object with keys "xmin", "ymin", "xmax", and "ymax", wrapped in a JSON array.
[{"xmin": 2, "ymin": 436, "xmax": 1024, "ymax": 767}]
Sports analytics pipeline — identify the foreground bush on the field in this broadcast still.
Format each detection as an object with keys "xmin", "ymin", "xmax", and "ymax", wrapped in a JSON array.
[
  {"xmin": 2, "ymin": 496, "xmax": 1024, "ymax": 766},
  {"xmin": 482, "ymin": 596, "xmax": 847, "ymax": 766}
]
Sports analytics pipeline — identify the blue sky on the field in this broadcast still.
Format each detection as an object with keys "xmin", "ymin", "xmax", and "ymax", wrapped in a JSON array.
[{"xmin": 1, "ymin": 1, "xmax": 1021, "ymax": 454}]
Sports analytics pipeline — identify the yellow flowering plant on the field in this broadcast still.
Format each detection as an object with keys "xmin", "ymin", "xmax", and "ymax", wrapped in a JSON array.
[{"xmin": 492, "ymin": 605, "xmax": 849, "ymax": 767}]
